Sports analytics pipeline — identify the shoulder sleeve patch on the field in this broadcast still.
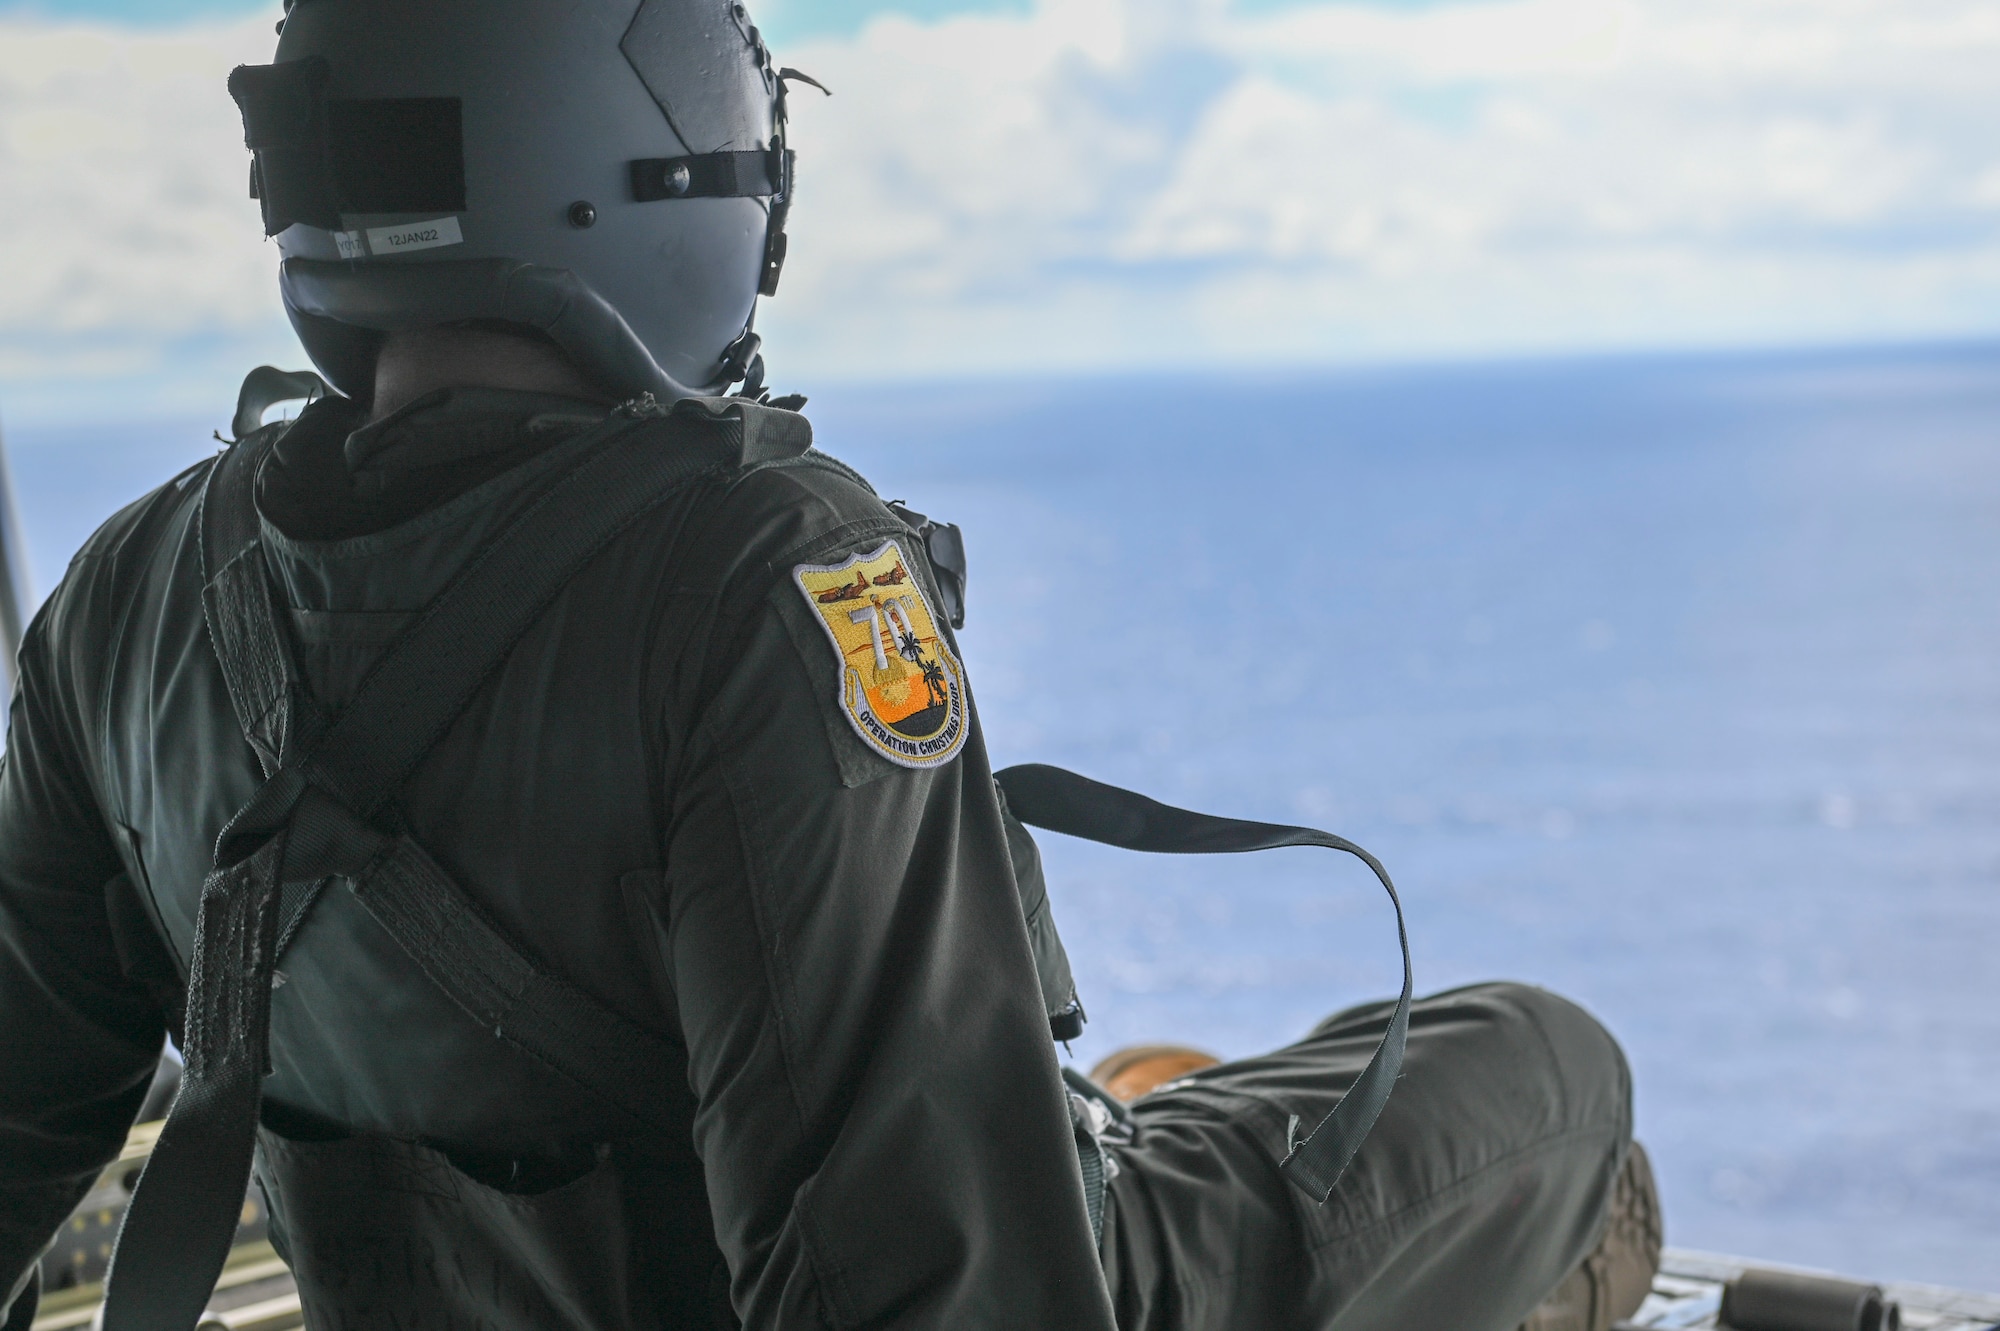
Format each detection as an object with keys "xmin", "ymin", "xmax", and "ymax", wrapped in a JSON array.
[{"xmin": 792, "ymin": 539, "xmax": 969, "ymax": 770}]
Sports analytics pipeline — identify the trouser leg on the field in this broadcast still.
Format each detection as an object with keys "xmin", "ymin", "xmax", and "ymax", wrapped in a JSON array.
[{"xmin": 1098, "ymin": 982, "xmax": 1632, "ymax": 1331}]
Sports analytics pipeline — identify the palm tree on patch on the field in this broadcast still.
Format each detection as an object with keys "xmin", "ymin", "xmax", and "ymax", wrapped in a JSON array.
[
  {"xmin": 919, "ymin": 657, "xmax": 949, "ymax": 709},
  {"xmin": 897, "ymin": 629, "xmax": 924, "ymax": 663}
]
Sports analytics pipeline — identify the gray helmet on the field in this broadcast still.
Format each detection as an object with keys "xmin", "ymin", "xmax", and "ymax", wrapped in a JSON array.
[{"xmin": 229, "ymin": 0, "xmax": 805, "ymax": 405}]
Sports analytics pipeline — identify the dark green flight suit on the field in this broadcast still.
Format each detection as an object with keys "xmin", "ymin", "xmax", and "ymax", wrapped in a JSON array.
[{"xmin": 0, "ymin": 388, "xmax": 1628, "ymax": 1330}]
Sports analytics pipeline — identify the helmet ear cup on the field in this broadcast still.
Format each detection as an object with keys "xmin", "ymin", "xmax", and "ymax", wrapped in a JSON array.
[{"xmin": 249, "ymin": 0, "xmax": 790, "ymax": 403}]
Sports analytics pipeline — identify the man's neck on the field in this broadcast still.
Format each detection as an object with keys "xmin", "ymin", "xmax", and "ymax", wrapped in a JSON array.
[{"xmin": 370, "ymin": 325, "xmax": 609, "ymax": 423}]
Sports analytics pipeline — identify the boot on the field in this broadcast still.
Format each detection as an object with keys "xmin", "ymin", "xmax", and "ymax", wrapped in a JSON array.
[
  {"xmin": 1520, "ymin": 1141, "xmax": 1664, "ymax": 1331},
  {"xmin": 1088, "ymin": 1044, "xmax": 1221, "ymax": 1103}
]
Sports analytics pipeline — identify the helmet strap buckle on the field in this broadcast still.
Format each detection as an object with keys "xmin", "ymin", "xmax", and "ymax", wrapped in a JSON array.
[{"xmin": 720, "ymin": 331, "xmax": 765, "ymax": 397}]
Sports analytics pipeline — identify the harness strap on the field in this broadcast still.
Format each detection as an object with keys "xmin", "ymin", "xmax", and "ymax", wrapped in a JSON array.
[
  {"xmin": 103, "ymin": 402, "xmax": 763, "ymax": 1331},
  {"xmin": 199, "ymin": 430, "xmax": 300, "ymax": 777},
  {"xmin": 993, "ymin": 763, "xmax": 1413, "ymax": 1206}
]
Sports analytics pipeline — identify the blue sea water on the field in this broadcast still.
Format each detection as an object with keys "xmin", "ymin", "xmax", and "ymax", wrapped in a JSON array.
[{"xmin": 6, "ymin": 344, "xmax": 1997, "ymax": 1290}]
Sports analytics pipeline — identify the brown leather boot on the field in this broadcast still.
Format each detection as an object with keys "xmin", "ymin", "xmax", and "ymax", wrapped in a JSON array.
[
  {"xmin": 1088, "ymin": 1045, "xmax": 1221, "ymax": 1103},
  {"xmin": 1520, "ymin": 1141, "xmax": 1664, "ymax": 1331}
]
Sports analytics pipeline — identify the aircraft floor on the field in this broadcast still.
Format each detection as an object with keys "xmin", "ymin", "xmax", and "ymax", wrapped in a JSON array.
[
  {"xmin": 29, "ymin": 1245, "xmax": 2000, "ymax": 1330},
  {"xmin": 1621, "ymin": 1250, "xmax": 2000, "ymax": 1330}
]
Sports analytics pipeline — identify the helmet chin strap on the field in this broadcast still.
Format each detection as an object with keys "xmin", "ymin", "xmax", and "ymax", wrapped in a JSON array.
[
  {"xmin": 721, "ymin": 328, "xmax": 765, "ymax": 399},
  {"xmin": 718, "ymin": 68, "xmax": 827, "ymax": 403},
  {"xmin": 715, "ymin": 63, "xmax": 828, "ymax": 404}
]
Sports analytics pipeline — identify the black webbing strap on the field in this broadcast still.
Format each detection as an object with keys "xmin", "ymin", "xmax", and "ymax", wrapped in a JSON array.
[
  {"xmin": 629, "ymin": 149, "xmax": 784, "ymax": 202},
  {"xmin": 993, "ymin": 763, "xmax": 1413, "ymax": 1205},
  {"xmin": 102, "ymin": 407, "xmax": 731, "ymax": 1331},
  {"xmin": 199, "ymin": 427, "xmax": 304, "ymax": 778}
]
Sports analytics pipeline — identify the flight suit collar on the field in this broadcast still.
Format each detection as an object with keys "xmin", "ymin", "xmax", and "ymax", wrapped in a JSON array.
[
  {"xmin": 340, "ymin": 386, "xmax": 612, "ymax": 483},
  {"xmin": 259, "ymin": 387, "xmax": 612, "ymax": 543}
]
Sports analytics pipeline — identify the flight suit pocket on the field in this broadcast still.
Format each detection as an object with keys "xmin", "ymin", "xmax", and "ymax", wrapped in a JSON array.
[{"xmin": 257, "ymin": 1128, "xmax": 661, "ymax": 1331}]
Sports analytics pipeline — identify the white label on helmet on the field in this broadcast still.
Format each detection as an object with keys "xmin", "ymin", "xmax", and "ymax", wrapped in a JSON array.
[
  {"xmin": 364, "ymin": 216, "xmax": 463, "ymax": 256},
  {"xmin": 334, "ymin": 230, "xmax": 366, "ymax": 260}
]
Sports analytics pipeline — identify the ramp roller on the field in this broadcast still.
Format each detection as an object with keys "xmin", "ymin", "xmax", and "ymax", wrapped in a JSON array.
[{"xmin": 1721, "ymin": 1269, "xmax": 1901, "ymax": 1331}]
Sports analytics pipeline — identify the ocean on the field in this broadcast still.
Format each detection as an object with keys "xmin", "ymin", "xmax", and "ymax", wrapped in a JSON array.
[{"xmin": 7, "ymin": 343, "xmax": 1997, "ymax": 1289}]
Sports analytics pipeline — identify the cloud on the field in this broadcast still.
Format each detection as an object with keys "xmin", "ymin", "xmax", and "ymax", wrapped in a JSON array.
[
  {"xmin": 4, "ymin": 0, "xmax": 2000, "ymax": 421},
  {"xmin": 0, "ymin": 8, "xmax": 299, "ymax": 421},
  {"xmin": 0, "ymin": 14, "xmax": 286, "ymax": 330},
  {"xmin": 757, "ymin": 0, "xmax": 2000, "ymax": 378}
]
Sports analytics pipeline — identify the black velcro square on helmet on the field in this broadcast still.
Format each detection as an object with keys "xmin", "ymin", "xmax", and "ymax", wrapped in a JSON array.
[
  {"xmin": 327, "ymin": 99, "xmax": 465, "ymax": 215},
  {"xmin": 231, "ymin": 56, "xmax": 338, "ymax": 234},
  {"xmin": 231, "ymin": 56, "xmax": 467, "ymax": 237}
]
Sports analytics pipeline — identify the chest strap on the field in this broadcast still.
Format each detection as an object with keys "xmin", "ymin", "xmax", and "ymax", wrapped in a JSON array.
[
  {"xmin": 994, "ymin": 763, "xmax": 1412, "ymax": 1206},
  {"xmin": 102, "ymin": 400, "xmax": 774, "ymax": 1331}
]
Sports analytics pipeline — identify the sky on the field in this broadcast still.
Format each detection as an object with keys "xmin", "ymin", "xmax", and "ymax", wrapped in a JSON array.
[{"xmin": 4, "ymin": 0, "xmax": 2000, "ymax": 423}]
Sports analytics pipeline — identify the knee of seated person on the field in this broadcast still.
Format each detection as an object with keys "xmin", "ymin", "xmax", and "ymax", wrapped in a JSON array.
[{"xmin": 1443, "ymin": 982, "xmax": 1632, "ymax": 1125}]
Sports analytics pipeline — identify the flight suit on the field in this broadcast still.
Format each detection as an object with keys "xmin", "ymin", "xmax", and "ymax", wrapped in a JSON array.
[
  {"xmin": 0, "ymin": 387, "xmax": 1632, "ymax": 1330},
  {"xmin": 0, "ymin": 387, "xmax": 1111, "ymax": 1329}
]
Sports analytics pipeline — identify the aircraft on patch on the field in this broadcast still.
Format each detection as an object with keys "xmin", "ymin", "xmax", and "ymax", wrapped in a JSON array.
[{"xmin": 815, "ymin": 574, "xmax": 871, "ymax": 604}]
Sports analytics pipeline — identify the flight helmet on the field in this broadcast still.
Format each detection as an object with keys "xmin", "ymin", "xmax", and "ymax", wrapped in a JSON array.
[{"xmin": 229, "ymin": 0, "xmax": 806, "ymax": 406}]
